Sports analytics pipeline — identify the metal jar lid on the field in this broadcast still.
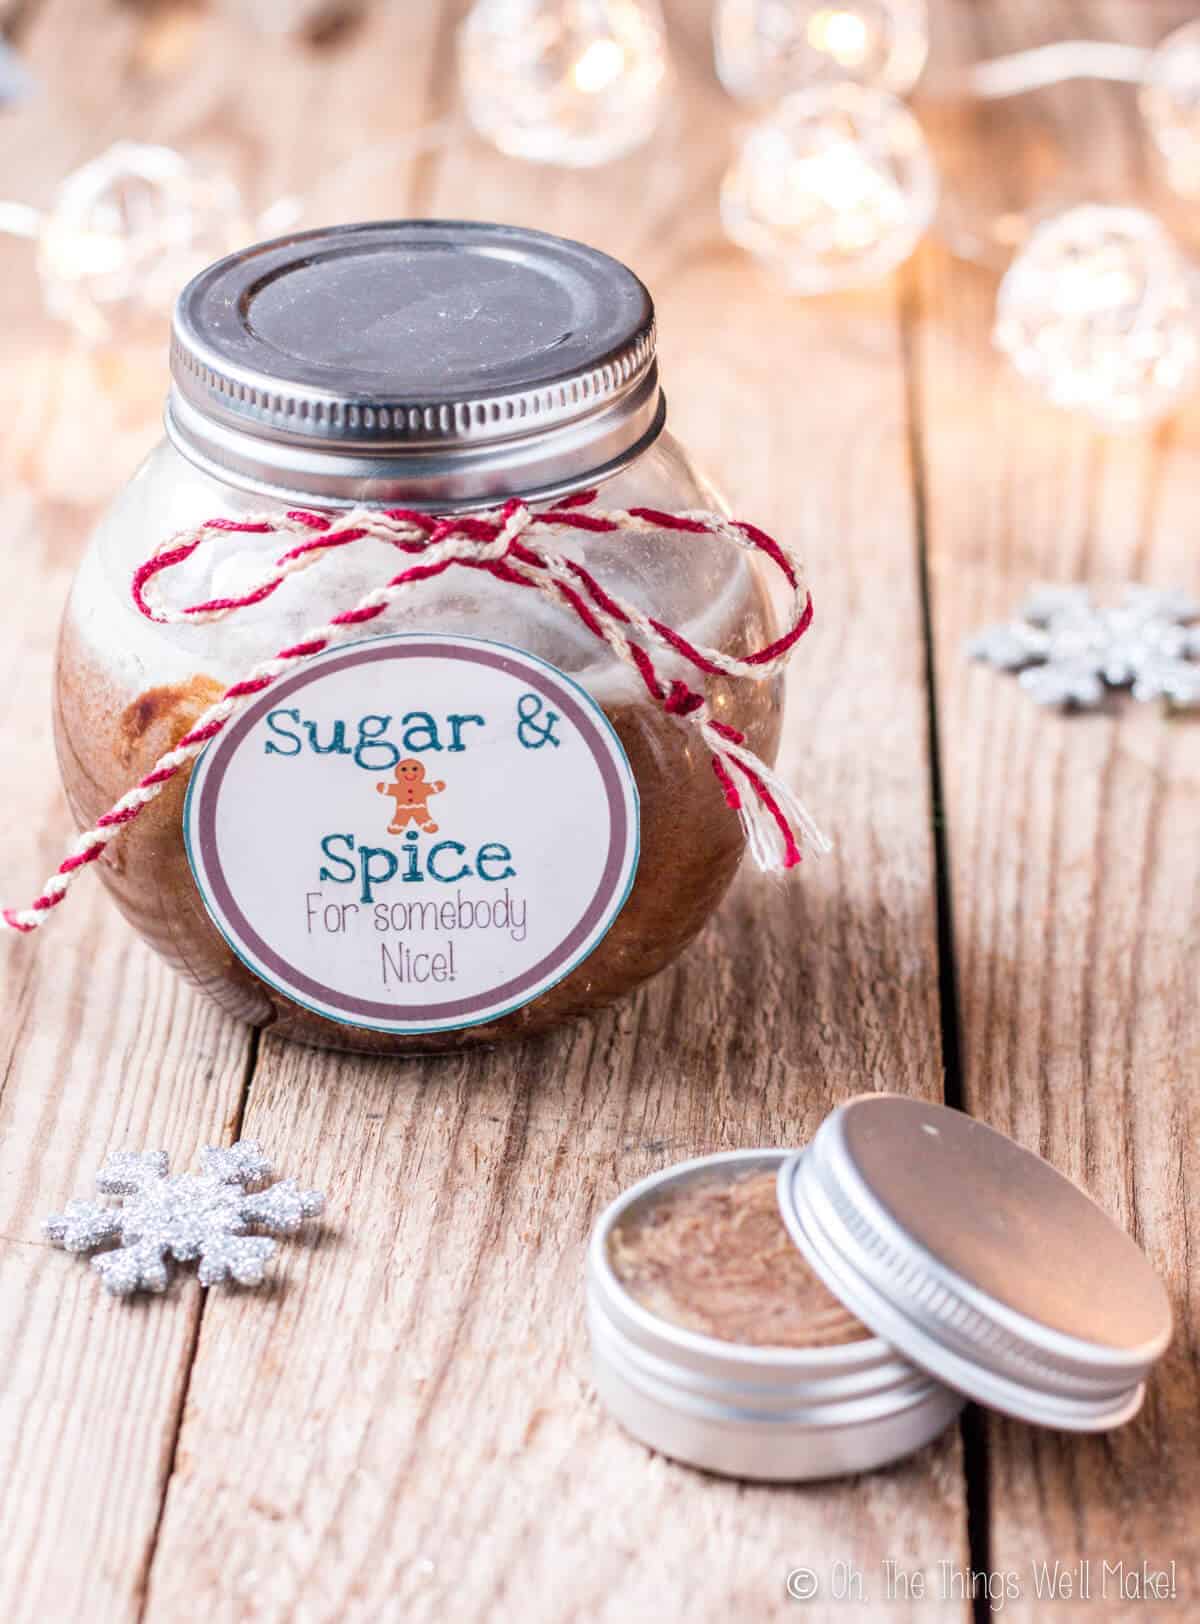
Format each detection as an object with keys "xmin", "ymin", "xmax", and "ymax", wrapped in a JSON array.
[
  {"xmin": 779, "ymin": 1095, "xmax": 1173, "ymax": 1431},
  {"xmin": 167, "ymin": 219, "xmax": 664, "ymax": 509}
]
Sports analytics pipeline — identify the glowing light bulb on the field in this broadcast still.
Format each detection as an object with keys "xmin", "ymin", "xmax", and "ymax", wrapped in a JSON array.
[
  {"xmin": 1141, "ymin": 20, "xmax": 1200, "ymax": 200},
  {"xmin": 34, "ymin": 142, "xmax": 248, "ymax": 342},
  {"xmin": 993, "ymin": 205, "xmax": 1199, "ymax": 429},
  {"xmin": 714, "ymin": 0, "xmax": 928, "ymax": 103},
  {"xmin": 721, "ymin": 83, "xmax": 937, "ymax": 293},
  {"xmin": 458, "ymin": 0, "xmax": 670, "ymax": 168},
  {"xmin": 812, "ymin": 10, "xmax": 870, "ymax": 68},
  {"xmin": 573, "ymin": 36, "xmax": 626, "ymax": 92}
]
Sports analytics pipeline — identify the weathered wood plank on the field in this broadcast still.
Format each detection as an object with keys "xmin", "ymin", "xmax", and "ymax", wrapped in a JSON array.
[
  {"xmin": 141, "ymin": 5, "xmax": 968, "ymax": 1621},
  {"xmin": 0, "ymin": 1, "xmax": 442, "ymax": 1619},
  {"xmin": 0, "ymin": 2, "xmax": 255, "ymax": 1617},
  {"xmin": 0, "ymin": 3, "xmax": 256, "ymax": 1612},
  {"xmin": 920, "ymin": 2, "xmax": 1200, "ymax": 1615}
]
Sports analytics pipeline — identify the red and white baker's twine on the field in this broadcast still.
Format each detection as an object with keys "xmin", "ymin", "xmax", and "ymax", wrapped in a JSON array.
[{"xmin": 2, "ymin": 491, "xmax": 827, "ymax": 935}]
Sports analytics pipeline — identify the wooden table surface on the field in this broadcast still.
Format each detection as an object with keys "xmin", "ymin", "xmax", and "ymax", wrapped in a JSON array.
[{"xmin": 1, "ymin": 2, "xmax": 1197, "ymax": 1620}]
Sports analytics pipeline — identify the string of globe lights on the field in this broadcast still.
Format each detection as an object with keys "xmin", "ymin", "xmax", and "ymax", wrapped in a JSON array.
[
  {"xmin": 4, "ymin": 3, "xmax": 1200, "ymax": 430},
  {"xmin": 474, "ymin": 2, "xmax": 1200, "ymax": 429}
]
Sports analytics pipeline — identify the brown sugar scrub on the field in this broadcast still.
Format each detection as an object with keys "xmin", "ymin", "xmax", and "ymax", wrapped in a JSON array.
[
  {"xmin": 53, "ymin": 455, "xmax": 783, "ymax": 1054},
  {"xmin": 587, "ymin": 1143, "xmax": 966, "ymax": 1481},
  {"xmin": 48, "ymin": 222, "xmax": 810, "ymax": 1054},
  {"xmin": 609, "ymin": 1168, "xmax": 869, "ymax": 1348}
]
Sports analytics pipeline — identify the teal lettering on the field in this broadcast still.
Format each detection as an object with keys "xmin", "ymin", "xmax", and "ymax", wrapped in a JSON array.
[
  {"xmin": 318, "ymin": 833, "xmax": 357, "ymax": 884},
  {"xmin": 303, "ymin": 719, "xmax": 352, "ymax": 756},
  {"xmin": 268, "ymin": 708, "xmax": 486, "ymax": 764},
  {"xmin": 359, "ymin": 845, "xmax": 399, "ymax": 904},
  {"xmin": 447, "ymin": 714, "xmax": 485, "ymax": 752},
  {"xmin": 427, "ymin": 840, "xmax": 470, "ymax": 884},
  {"xmin": 476, "ymin": 841, "xmax": 516, "ymax": 882},
  {"xmin": 355, "ymin": 714, "xmax": 400, "ymax": 771},
  {"xmin": 401, "ymin": 711, "xmax": 442, "ymax": 752},
  {"xmin": 264, "ymin": 708, "xmax": 302, "ymax": 756}
]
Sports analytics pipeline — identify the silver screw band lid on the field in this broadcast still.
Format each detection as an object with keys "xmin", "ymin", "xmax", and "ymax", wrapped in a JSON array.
[
  {"xmin": 166, "ymin": 219, "xmax": 664, "ymax": 509},
  {"xmin": 778, "ymin": 1095, "xmax": 1172, "ymax": 1431}
]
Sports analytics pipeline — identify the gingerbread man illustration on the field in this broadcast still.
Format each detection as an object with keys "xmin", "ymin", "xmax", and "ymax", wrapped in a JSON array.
[{"xmin": 377, "ymin": 758, "xmax": 446, "ymax": 834}]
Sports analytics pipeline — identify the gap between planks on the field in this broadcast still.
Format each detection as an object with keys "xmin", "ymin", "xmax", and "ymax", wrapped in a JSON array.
[
  {"xmin": 897, "ymin": 261, "xmax": 992, "ymax": 1624},
  {"xmin": 133, "ymin": 1025, "xmax": 262, "ymax": 1624}
]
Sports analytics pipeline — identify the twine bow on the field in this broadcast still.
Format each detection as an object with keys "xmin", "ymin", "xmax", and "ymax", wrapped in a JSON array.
[{"xmin": 3, "ymin": 490, "xmax": 826, "ymax": 935}]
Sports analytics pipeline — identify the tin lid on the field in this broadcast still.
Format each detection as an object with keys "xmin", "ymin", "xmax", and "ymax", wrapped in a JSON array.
[
  {"xmin": 167, "ymin": 219, "xmax": 664, "ymax": 509},
  {"xmin": 778, "ymin": 1095, "xmax": 1172, "ymax": 1431}
]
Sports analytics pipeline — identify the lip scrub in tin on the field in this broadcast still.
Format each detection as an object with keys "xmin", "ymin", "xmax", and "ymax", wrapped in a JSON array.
[{"xmin": 587, "ymin": 1097, "xmax": 1173, "ymax": 1481}]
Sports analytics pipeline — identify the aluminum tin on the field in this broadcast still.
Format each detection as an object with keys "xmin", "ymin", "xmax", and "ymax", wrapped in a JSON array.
[
  {"xmin": 779, "ymin": 1095, "xmax": 1173, "ymax": 1433},
  {"xmin": 586, "ymin": 1149, "xmax": 964, "ymax": 1481},
  {"xmin": 166, "ymin": 220, "xmax": 664, "ymax": 510}
]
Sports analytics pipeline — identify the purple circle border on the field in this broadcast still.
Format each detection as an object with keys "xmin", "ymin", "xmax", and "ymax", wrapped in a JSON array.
[{"xmin": 186, "ymin": 638, "xmax": 638, "ymax": 1028}]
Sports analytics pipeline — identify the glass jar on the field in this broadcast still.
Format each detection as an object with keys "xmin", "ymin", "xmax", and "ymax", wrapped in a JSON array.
[{"xmin": 54, "ymin": 221, "xmax": 786, "ymax": 1054}]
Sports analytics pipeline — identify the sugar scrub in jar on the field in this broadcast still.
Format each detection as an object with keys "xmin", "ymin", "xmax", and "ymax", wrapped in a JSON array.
[{"xmin": 53, "ymin": 221, "xmax": 816, "ymax": 1054}]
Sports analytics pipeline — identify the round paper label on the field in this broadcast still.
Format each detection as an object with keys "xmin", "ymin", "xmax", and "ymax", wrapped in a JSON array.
[{"xmin": 184, "ymin": 634, "xmax": 640, "ymax": 1034}]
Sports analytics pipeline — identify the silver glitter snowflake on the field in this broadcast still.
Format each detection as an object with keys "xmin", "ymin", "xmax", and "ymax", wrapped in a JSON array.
[
  {"xmin": 967, "ymin": 586, "xmax": 1200, "ymax": 709},
  {"xmin": 44, "ymin": 1140, "xmax": 324, "ymax": 1296}
]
